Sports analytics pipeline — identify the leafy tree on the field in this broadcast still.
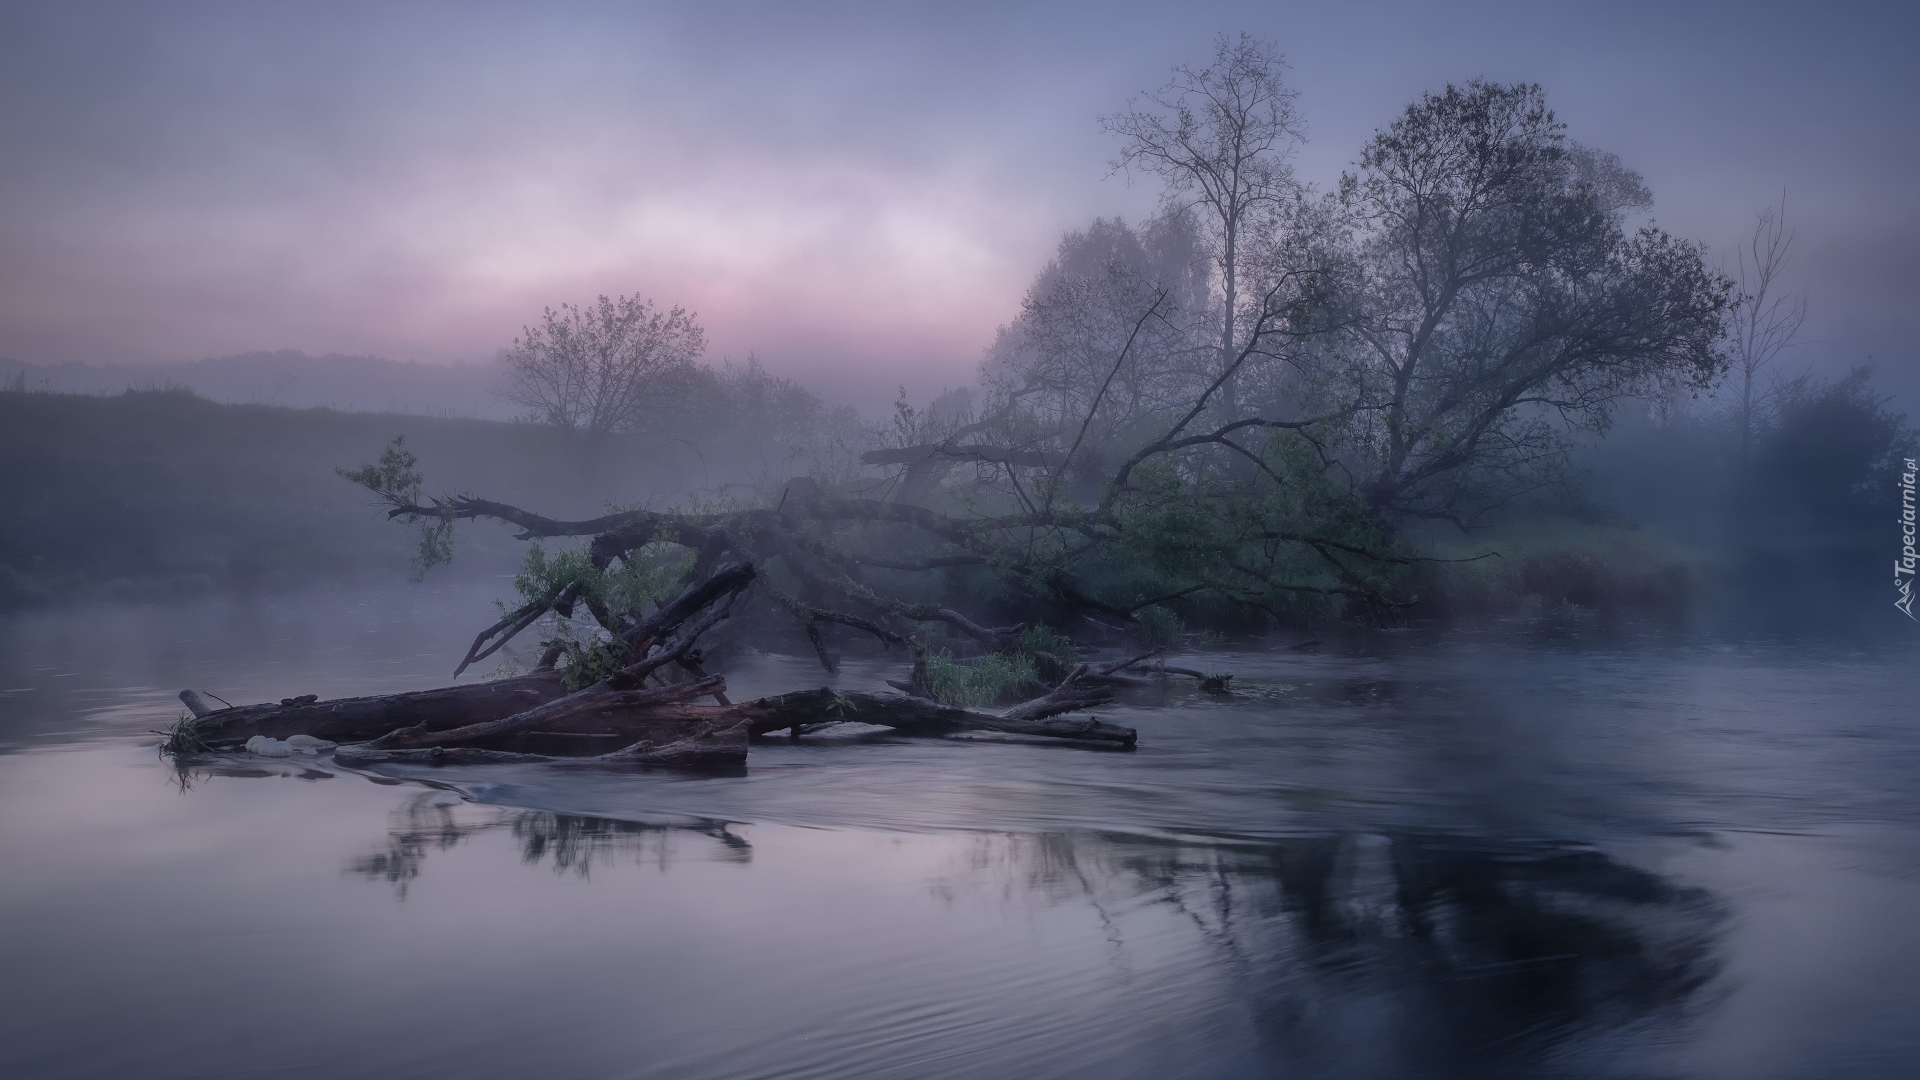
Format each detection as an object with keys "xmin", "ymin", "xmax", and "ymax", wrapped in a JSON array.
[
  {"xmin": 349, "ymin": 73, "xmax": 1744, "ymax": 652},
  {"xmin": 1325, "ymin": 81, "xmax": 1731, "ymax": 525},
  {"xmin": 1753, "ymin": 364, "xmax": 1915, "ymax": 542},
  {"xmin": 500, "ymin": 294, "xmax": 705, "ymax": 447},
  {"xmin": 979, "ymin": 214, "xmax": 1213, "ymax": 493}
]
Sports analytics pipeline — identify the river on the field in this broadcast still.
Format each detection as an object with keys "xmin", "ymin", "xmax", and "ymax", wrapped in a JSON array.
[{"xmin": 1, "ymin": 581, "xmax": 1914, "ymax": 1079}]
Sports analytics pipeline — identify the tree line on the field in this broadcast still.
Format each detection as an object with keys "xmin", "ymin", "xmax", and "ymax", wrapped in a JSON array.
[{"xmin": 364, "ymin": 35, "xmax": 1900, "ymax": 686}]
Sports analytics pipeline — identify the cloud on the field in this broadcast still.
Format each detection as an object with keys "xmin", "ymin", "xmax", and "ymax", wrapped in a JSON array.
[{"xmin": 0, "ymin": 0, "xmax": 1913, "ymax": 405}]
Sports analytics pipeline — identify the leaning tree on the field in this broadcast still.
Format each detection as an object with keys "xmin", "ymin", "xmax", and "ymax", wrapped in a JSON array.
[
  {"xmin": 326, "ymin": 81, "xmax": 1735, "ymax": 713},
  {"xmin": 172, "ymin": 71, "xmax": 1736, "ymax": 771}
]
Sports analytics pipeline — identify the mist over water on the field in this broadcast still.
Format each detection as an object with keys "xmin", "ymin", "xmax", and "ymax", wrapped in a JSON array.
[
  {"xmin": 3, "ymin": 9, "xmax": 1917, "ymax": 1077},
  {"xmin": 1, "ymin": 585, "xmax": 1914, "ymax": 1079}
]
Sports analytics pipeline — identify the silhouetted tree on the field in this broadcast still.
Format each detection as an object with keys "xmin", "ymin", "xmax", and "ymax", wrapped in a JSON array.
[
  {"xmin": 1754, "ymin": 364, "xmax": 1914, "ymax": 542},
  {"xmin": 1326, "ymin": 81, "xmax": 1731, "ymax": 524},
  {"xmin": 1727, "ymin": 195, "xmax": 1808, "ymax": 470},
  {"xmin": 352, "ymin": 76, "xmax": 1742, "ymax": 656},
  {"xmin": 1104, "ymin": 33, "xmax": 1305, "ymax": 424},
  {"xmin": 500, "ymin": 293, "xmax": 704, "ymax": 448}
]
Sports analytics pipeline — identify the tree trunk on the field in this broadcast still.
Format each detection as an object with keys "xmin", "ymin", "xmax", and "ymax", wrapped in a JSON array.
[
  {"xmin": 181, "ymin": 672, "xmax": 569, "ymax": 748},
  {"xmin": 335, "ymin": 717, "xmax": 749, "ymax": 768},
  {"xmin": 363, "ymin": 676, "xmax": 727, "ymax": 750}
]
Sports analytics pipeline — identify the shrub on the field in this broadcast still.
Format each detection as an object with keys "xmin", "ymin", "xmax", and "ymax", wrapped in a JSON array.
[
  {"xmin": 921, "ymin": 648, "xmax": 1040, "ymax": 708},
  {"xmin": 1135, "ymin": 605, "xmax": 1184, "ymax": 645}
]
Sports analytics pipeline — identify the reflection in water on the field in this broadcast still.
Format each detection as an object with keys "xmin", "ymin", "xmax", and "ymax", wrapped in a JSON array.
[
  {"xmin": 1, "ymin": 587, "xmax": 1912, "ymax": 1078},
  {"xmin": 164, "ymin": 753, "xmax": 339, "ymax": 790},
  {"xmin": 347, "ymin": 789, "xmax": 751, "ymax": 896},
  {"xmin": 336, "ymin": 778, "xmax": 1724, "ymax": 1077},
  {"xmin": 936, "ymin": 829, "xmax": 1724, "ymax": 1077}
]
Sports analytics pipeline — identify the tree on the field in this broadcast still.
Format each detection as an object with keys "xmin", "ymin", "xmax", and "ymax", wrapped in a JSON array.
[
  {"xmin": 500, "ymin": 294, "xmax": 705, "ymax": 447},
  {"xmin": 979, "ymin": 214, "xmax": 1213, "ymax": 489},
  {"xmin": 1104, "ymin": 33, "xmax": 1305, "ymax": 424},
  {"xmin": 1727, "ymin": 195, "xmax": 1808, "ymax": 470},
  {"xmin": 345, "ymin": 76, "xmax": 1740, "ymax": 676},
  {"xmin": 1753, "ymin": 364, "xmax": 1914, "ymax": 542},
  {"xmin": 1326, "ymin": 81, "xmax": 1731, "ymax": 524}
]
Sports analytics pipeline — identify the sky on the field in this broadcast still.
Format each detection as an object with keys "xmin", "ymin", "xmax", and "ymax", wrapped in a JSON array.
[{"xmin": 1, "ymin": 0, "xmax": 1916, "ymax": 410}]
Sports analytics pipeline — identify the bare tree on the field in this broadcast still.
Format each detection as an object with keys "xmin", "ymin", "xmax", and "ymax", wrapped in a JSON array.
[
  {"xmin": 1103, "ymin": 33, "xmax": 1305, "ymax": 424},
  {"xmin": 1728, "ymin": 195, "xmax": 1808, "ymax": 468},
  {"xmin": 500, "ymin": 294, "xmax": 705, "ymax": 447}
]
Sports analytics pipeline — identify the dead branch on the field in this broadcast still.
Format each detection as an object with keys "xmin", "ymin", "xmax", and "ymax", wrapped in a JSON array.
[{"xmin": 1001, "ymin": 664, "xmax": 1114, "ymax": 723}]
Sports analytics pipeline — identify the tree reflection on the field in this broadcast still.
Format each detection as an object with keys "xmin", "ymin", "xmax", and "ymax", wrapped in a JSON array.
[
  {"xmin": 937, "ymin": 829, "xmax": 1724, "ymax": 1077},
  {"xmin": 344, "ymin": 789, "xmax": 750, "ymax": 897}
]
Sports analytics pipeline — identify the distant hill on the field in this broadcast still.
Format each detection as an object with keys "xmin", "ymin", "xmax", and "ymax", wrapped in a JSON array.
[
  {"xmin": 0, "ymin": 370, "xmax": 866, "ymax": 606},
  {"xmin": 0, "ymin": 388, "xmax": 712, "ymax": 606},
  {"xmin": 0, "ymin": 350, "xmax": 515, "ymax": 418}
]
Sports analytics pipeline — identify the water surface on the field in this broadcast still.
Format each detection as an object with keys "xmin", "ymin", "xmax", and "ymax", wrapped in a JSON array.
[{"xmin": 1, "ymin": 583, "xmax": 1914, "ymax": 1079}]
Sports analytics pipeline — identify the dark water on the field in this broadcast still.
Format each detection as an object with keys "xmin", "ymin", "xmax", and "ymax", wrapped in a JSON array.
[{"xmin": 1, "ymin": 582, "xmax": 1916, "ymax": 1079}]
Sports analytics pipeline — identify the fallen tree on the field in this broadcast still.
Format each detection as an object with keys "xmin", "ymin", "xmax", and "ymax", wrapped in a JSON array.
[
  {"xmin": 180, "ymin": 672, "xmax": 568, "ymax": 746},
  {"xmin": 159, "ymin": 73, "xmax": 1738, "ymax": 784},
  {"xmin": 171, "ymin": 563, "xmax": 1139, "ymax": 769}
]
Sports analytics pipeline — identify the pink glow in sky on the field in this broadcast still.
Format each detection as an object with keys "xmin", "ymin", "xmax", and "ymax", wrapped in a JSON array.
[{"xmin": 2, "ymin": 1, "xmax": 1915, "ymax": 407}]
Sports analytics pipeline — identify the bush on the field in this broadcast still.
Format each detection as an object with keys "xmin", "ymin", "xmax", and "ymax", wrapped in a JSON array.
[
  {"xmin": 1017, "ymin": 624, "xmax": 1076, "ymax": 662},
  {"xmin": 921, "ymin": 649, "xmax": 1041, "ymax": 708},
  {"xmin": 1135, "ymin": 605, "xmax": 1184, "ymax": 645},
  {"xmin": 1413, "ymin": 520, "xmax": 1707, "ymax": 621}
]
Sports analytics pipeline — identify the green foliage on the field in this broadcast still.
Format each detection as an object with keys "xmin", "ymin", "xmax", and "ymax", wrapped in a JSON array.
[
  {"xmin": 1075, "ymin": 429, "xmax": 1405, "ymax": 622},
  {"xmin": 409, "ymin": 514, "xmax": 456, "ymax": 580},
  {"xmin": 511, "ymin": 539, "xmax": 696, "ymax": 690},
  {"xmin": 156, "ymin": 712, "xmax": 209, "ymax": 756},
  {"xmin": 512, "ymin": 539, "xmax": 691, "ymax": 625},
  {"xmin": 557, "ymin": 635, "xmax": 631, "ymax": 691},
  {"xmin": 1135, "ymin": 605, "xmax": 1184, "ymax": 645},
  {"xmin": 336, "ymin": 437, "xmax": 423, "ymax": 507},
  {"xmin": 338, "ymin": 437, "xmax": 458, "ymax": 579},
  {"xmin": 921, "ymin": 648, "xmax": 1040, "ymax": 708},
  {"xmin": 1017, "ymin": 624, "xmax": 1076, "ymax": 663},
  {"xmin": 511, "ymin": 541, "xmax": 596, "ymax": 609}
]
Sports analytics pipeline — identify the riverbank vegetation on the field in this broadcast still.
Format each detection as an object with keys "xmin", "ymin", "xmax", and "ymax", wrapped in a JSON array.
[
  {"xmin": 11, "ymin": 39, "xmax": 1911, "ymax": 646},
  {"xmin": 338, "ymin": 57, "xmax": 1735, "ymax": 690}
]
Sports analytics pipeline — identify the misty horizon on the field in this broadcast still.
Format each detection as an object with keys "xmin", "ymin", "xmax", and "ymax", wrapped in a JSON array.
[
  {"xmin": 2, "ymin": 1, "xmax": 1916, "ymax": 407},
  {"xmin": 4, "ymin": 11, "xmax": 1919, "ymax": 1079}
]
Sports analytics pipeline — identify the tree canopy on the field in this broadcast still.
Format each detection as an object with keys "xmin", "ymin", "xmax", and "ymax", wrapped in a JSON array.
[
  {"xmin": 500, "ymin": 294, "xmax": 705, "ymax": 446},
  {"xmin": 350, "ymin": 65, "xmax": 1738, "ymax": 692}
]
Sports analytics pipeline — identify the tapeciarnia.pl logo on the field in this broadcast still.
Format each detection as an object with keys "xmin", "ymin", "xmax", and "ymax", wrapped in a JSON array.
[{"xmin": 1899, "ymin": 457, "xmax": 1918, "ymax": 619}]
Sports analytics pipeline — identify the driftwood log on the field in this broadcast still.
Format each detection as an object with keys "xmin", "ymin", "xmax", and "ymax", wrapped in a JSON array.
[
  {"xmin": 194, "ymin": 677, "xmax": 1132, "ymax": 768},
  {"xmin": 182, "ymin": 672, "xmax": 1131, "ymax": 769},
  {"xmin": 174, "ymin": 562, "xmax": 1146, "ymax": 772},
  {"xmin": 180, "ymin": 672, "xmax": 568, "ymax": 748},
  {"xmin": 335, "ymin": 717, "xmax": 750, "ymax": 768}
]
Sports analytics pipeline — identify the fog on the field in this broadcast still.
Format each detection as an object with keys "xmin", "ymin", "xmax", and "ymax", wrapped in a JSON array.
[
  {"xmin": 3, "ymin": 9, "xmax": 1918, "ymax": 1080},
  {"xmin": 1, "ymin": 2, "xmax": 1915, "ymax": 404},
  {"xmin": 0, "ymin": 352, "xmax": 515, "ymax": 417}
]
